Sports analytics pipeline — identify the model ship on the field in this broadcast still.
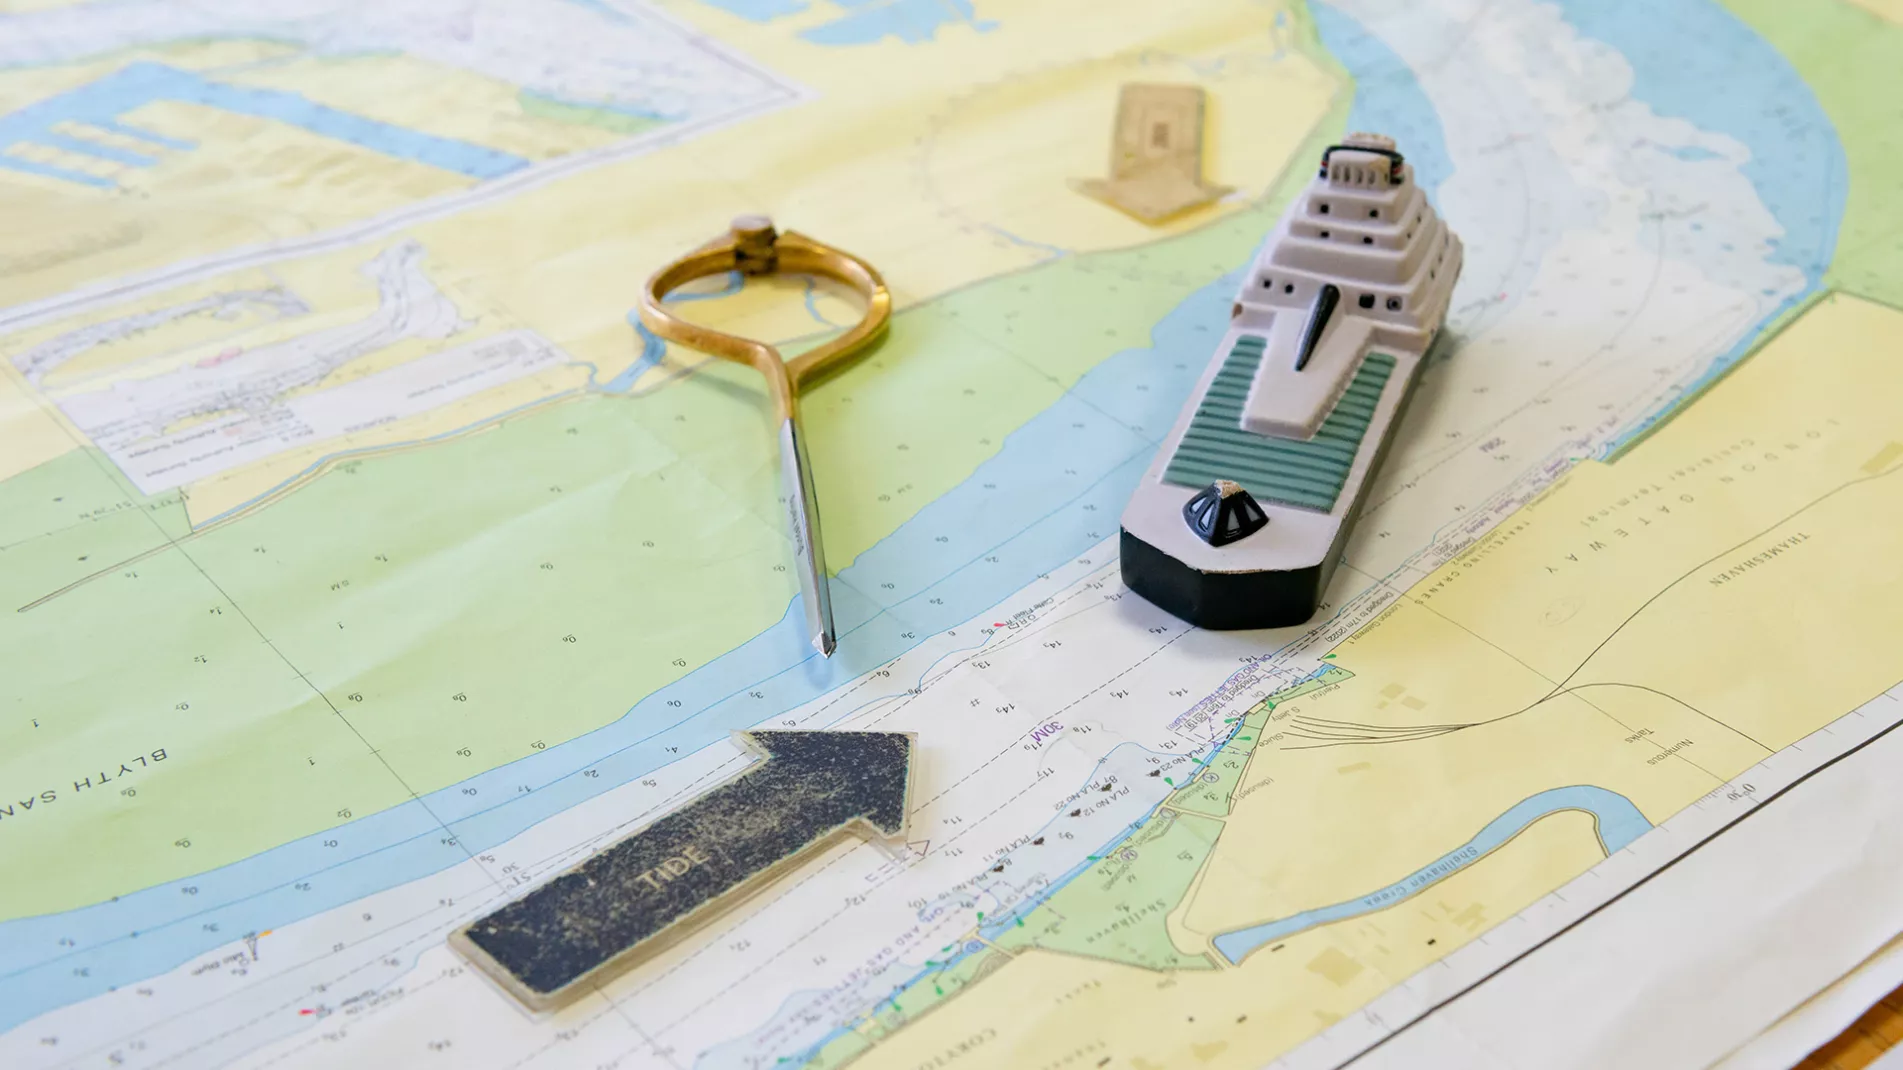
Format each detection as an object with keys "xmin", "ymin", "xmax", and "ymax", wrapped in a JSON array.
[{"xmin": 1120, "ymin": 133, "xmax": 1463, "ymax": 629}]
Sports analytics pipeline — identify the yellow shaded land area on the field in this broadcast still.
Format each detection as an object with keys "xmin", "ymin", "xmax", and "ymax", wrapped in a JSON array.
[
  {"xmin": 1844, "ymin": 0, "xmax": 1903, "ymax": 24},
  {"xmin": 221, "ymin": 54, "xmax": 637, "ymax": 161},
  {"xmin": 25, "ymin": 280, "xmax": 299, "ymax": 396},
  {"xmin": 839, "ymin": 292, "xmax": 1903, "ymax": 1068},
  {"xmin": 848, "ymin": 811, "xmax": 1605, "ymax": 1070},
  {"xmin": 0, "ymin": 38, "xmax": 626, "ymax": 302},
  {"xmin": 0, "ymin": 40, "xmax": 295, "ymax": 114},
  {"xmin": 0, "ymin": 362, "xmax": 77, "ymax": 483},
  {"xmin": 0, "ymin": 0, "xmax": 1334, "ymax": 321},
  {"xmin": 415, "ymin": 0, "xmax": 1331, "ymax": 361},
  {"xmin": 389, "ymin": 0, "xmax": 1337, "ymax": 571},
  {"xmin": 1, "ymin": 237, "xmax": 595, "ymax": 523},
  {"xmin": 0, "ymin": 52, "xmax": 479, "ymax": 305},
  {"xmin": 16, "ymin": 241, "xmax": 459, "ymax": 396},
  {"xmin": 2, "ymin": 0, "xmax": 1336, "ymax": 533}
]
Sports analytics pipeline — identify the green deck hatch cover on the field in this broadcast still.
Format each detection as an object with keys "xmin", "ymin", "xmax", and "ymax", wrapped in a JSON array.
[{"xmin": 1162, "ymin": 334, "xmax": 1395, "ymax": 512}]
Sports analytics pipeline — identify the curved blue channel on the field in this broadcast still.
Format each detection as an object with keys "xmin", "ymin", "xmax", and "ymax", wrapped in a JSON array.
[
  {"xmin": 1212, "ymin": 785, "xmax": 1652, "ymax": 965},
  {"xmin": 613, "ymin": 271, "xmax": 745, "ymax": 391}
]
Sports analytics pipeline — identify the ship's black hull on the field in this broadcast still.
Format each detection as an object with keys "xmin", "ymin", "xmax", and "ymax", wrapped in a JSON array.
[{"xmin": 1119, "ymin": 528, "xmax": 1332, "ymax": 630}]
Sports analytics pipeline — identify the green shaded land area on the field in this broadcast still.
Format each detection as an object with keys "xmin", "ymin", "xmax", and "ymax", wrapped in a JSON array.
[
  {"xmin": 0, "ymin": 75, "xmax": 1348, "ymax": 919},
  {"xmin": 992, "ymin": 808, "xmax": 1224, "ymax": 970},
  {"xmin": 516, "ymin": 91, "xmax": 664, "ymax": 136},
  {"xmin": 1169, "ymin": 666, "xmax": 1348, "ymax": 818},
  {"xmin": 801, "ymin": 666, "xmax": 1348, "ymax": 1068},
  {"xmin": 1721, "ymin": 0, "xmax": 1903, "ymax": 309},
  {"xmin": 0, "ymin": 393, "xmax": 806, "ymax": 921}
]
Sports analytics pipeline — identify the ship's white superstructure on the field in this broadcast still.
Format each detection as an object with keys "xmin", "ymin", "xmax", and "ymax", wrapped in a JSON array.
[{"xmin": 1119, "ymin": 133, "xmax": 1463, "ymax": 629}]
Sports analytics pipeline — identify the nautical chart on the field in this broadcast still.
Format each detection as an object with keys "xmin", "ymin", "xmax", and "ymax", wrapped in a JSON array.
[{"xmin": 1, "ymin": 0, "xmax": 1899, "ymax": 1067}]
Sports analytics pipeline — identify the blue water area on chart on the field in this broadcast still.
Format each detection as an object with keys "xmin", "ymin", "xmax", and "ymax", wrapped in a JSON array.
[
  {"xmin": 696, "ymin": 0, "xmax": 809, "ymax": 19},
  {"xmin": 613, "ymin": 324, "xmax": 670, "ymax": 392},
  {"xmin": 692, "ymin": 0, "xmax": 991, "ymax": 43},
  {"xmin": 610, "ymin": 272, "xmax": 848, "ymax": 392},
  {"xmin": 1311, "ymin": 2, "xmax": 1451, "ymax": 201},
  {"xmin": 0, "ymin": 61, "xmax": 529, "ymax": 189},
  {"xmin": 1211, "ymin": 785, "xmax": 1653, "ymax": 965},
  {"xmin": 1555, "ymin": 0, "xmax": 1843, "ymax": 287},
  {"xmin": 613, "ymin": 271, "xmax": 745, "ymax": 391},
  {"xmin": 802, "ymin": 0, "xmax": 994, "ymax": 46},
  {"xmin": 1664, "ymin": 144, "xmax": 1723, "ymax": 162},
  {"xmin": 1557, "ymin": 0, "xmax": 1846, "ymax": 448}
]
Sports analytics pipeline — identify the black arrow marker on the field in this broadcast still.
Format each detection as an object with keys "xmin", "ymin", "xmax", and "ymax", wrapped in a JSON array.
[{"xmin": 451, "ymin": 730, "xmax": 915, "ymax": 1010}]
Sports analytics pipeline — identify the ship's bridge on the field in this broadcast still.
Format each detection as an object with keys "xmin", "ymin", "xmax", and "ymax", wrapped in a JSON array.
[{"xmin": 1219, "ymin": 132, "xmax": 1463, "ymax": 444}]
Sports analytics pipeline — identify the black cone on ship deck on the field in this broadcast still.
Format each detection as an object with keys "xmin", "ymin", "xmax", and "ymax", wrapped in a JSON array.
[
  {"xmin": 1294, "ymin": 283, "xmax": 1340, "ymax": 372},
  {"xmin": 1182, "ymin": 479, "xmax": 1268, "ymax": 547}
]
